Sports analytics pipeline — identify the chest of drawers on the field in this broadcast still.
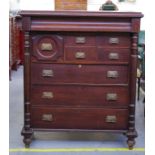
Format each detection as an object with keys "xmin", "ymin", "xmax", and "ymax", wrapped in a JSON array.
[{"xmin": 19, "ymin": 11, "xmax": 143, "ymax": 149}]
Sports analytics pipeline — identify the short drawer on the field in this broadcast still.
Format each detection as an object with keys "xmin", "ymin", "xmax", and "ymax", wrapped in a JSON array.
[
  {"xmin": 64, "ymin": 36, "xmax": 96, "ymax": 46},
  {"xmin": 31, "ymin": 85, "xmax": 129, "ymax": 107},
  {"xmin": 97, "ymin": 48, "xmax": 130, "ymax": 62},
  {"xmin": 31, "ymin": 107, "xmax": 129, "ymax": 130},
  {"xmin": 31, "ymin": 63, "xmax": 129, "ymax": 84},
  {"xmin": 97, "ymin": 33, "xmax": 131, "ymax": 47},
  {"xmin": 65, "ymin": 46, "xmax": 97, "ymax": 61}
]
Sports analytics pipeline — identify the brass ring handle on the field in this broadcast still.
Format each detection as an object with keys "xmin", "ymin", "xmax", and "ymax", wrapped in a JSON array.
[
  {"xmin": 42, "ymin": 69, "xmax": 54, "ymax": 77},
  {"xmin": 42, "ymin": 114, "xmax": 53, "ymax": 121}
]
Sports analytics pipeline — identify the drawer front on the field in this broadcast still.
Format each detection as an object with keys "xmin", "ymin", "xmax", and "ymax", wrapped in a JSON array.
[
  {"xmin": 64, "ymin": 36, "xmax": 96, "ymax": 46},
  {"xmin": 97, "ymin": 33, "xmax": 131, "ymax": 47},
  {"xmin": 65, "ymin": 46, "xmax": 97, "ymax": 61},
  {"xmin": 31, "ymin": 107, "xmax": 129, "ymax": 130},
  {"xmin": 32, "ymin": 34, "xmax": 63, "ymax": 61},
  {"xmin": 97, "ymin": 48, "xmax": 130, "ymax": 62},
  {"xmin": 31, "ymin": 85, "xmax": 129, "ymax": 107},
  {"xmin": 31, "ymin": 63, "xmax": 129, "ymax": 84}
]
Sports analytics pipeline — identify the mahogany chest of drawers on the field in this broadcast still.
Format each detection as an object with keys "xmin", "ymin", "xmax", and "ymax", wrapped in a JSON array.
[{"xmin": 19, "ymin": 11, "xmax": 143, "ymax": 149}]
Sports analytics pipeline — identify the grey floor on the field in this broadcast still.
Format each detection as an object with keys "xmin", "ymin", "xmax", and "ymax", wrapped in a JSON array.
[{"xmin": 9, "ymin": 66, "xmax": 145, "ymax": 155}]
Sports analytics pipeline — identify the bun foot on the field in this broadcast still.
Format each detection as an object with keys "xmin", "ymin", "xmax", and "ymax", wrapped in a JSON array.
[
  {"xmin": 127, "ymin": 139, "xmax": 135, "ymax": 150},
  {"xmin": 21, "ymin": 128, "xmax": 33, "ymax": 148},
  {"xmin": 25, "ymin": 143, "xmax": 30, "ymax": 148},
  {"xmin": 125, "ymin": 130, "xmax": 137, "ymax": 150}
]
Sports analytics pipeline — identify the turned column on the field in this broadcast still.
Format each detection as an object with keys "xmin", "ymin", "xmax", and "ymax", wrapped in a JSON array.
[
  {"xmin": 21, "ymin": 31, "xmax": 33, "ymax": 148},
  {"xmin": 126, "ymin": 33, "xmax": 138, "ymax": 149}
]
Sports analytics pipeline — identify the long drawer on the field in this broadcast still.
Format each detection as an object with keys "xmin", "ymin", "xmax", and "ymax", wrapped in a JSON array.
[
  {"xmin": 31, "ymin": 107, "xmax": 129, "ymax": 130},
  {"xmin": 31, "ymin": 85, "xmax": 129, "ymax": 107},
  {"xmin": 31, "ymin": 63, "xmax": 129, "ymax": 84}
]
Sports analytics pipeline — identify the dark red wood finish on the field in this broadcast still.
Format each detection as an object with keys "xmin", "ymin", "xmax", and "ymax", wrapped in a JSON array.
[
  {"xmin": 30, "ymin": 85, "xmax": 129, "ymax": 107},
  {"xmin": 31, "ymin": 63, "xmax": 129, "ymax": 84},
  {"xmin": 19, "ymin": 11, "xmax": 143, "ymax": 149},
  {"xmin": 32, "ymin": 34, "xmax": 63, "ymax": 61},
  {"xmin": 96, "ymin": 33, "xmax": 131, "ymax": 47},
  {"xmin": 97, "ymin": 48, "xmax": 130, "ymax": 63},
  {"xmin": 31, "ymin": 107, "xmax": 129, "ymax": 130},
  {"xmin": 64, "ymin": 46, "xmax": 97, "ymax": 61},
  {"xmin": 9, "ymin": 16, "xmax": 21, "ymax": 71},
  {"xmin": 64, "ymin": 35, "xmax": 96, "ymax": 46}
]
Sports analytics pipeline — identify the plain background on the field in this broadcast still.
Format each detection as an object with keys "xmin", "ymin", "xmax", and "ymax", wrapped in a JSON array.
[{"xmin": 10, "ymin": 0, "xmax": 146, "ymax": 29}]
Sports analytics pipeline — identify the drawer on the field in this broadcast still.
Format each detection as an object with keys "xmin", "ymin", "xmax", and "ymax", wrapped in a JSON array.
[
  {"xmin": 97, "ymin": 48, "xmax": 130, "ymax": 62},
  {"xmin": 64, "ymin": 36, "xmax": 96, "ymax": 46},
  {"xmin": 65, "ymin": 46, "xmax": 97, "ymax": 61},
  {"xmin": 31, "ymin": 63, "xmax": 129, "ymax": 84},
  {"xmin": 31, "ymin": 85, "xmax": 129, "ymax": 107},
  {"xmin": 32, "ymin": 34, "xmax": 63, "ymax": 61},
  {"xmin": 31, "ymin": 107, "xmax": 129, "ymax": 130},
  {"xmin": 97, "ymin": 33, "xmax": 131, "ymax": 47}
]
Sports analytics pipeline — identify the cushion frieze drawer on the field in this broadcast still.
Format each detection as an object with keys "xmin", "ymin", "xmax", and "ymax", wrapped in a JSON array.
[
  {"xmin": 31, "ymin": 63, "xmax": 129, "ymax": 84},
  {"xmin": 31, "ymin": 107, "xmax": 129, "ymax": 130},
  {"xmin": 31, "ymin": 85, "xmax": 129, "ymax": 107}
]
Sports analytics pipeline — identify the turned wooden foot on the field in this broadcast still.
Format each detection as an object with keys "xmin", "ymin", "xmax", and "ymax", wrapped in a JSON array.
[
  {"xmin": 25, "ymin": 142, "xmax": 30, "ymax": 148},
  {"xmin": 21, "ymin": 128, "xmax": 33, "ymax": 148},
  {"xmin": 127, "ymin": 139, "xmax": 135, "ymax": 150},
  {"xmin": 126, "ymin": 130, "xmax": 137, "ymax": 150}
]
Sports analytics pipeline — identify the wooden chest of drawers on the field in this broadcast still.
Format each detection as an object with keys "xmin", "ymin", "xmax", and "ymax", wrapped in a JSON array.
[{"xmin": 19, "ymin": 11, "xmax": 143, "ymax": 149}]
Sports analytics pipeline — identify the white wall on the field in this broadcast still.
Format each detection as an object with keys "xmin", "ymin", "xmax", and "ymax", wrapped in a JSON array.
[
  {"xmin": 10, "ymin": 0, "xmax": 20, "ymax": 10},
  {"xmin": 88, "ymin": 0, "xmax": 145, "ymax": 30},
  {"xmin": 19, "ymin": 0, "xmax": 55, "ymax": 10},
  {"xmin": 18, "ymin": 0, "xmax": 144, "ymax": 12},
  {"xmin": 10, "ymin": 0, "xmax": 145, "ymax": 29}
]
